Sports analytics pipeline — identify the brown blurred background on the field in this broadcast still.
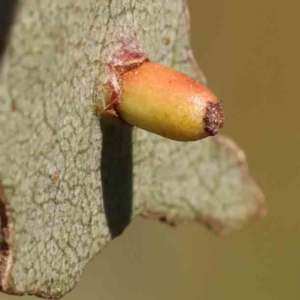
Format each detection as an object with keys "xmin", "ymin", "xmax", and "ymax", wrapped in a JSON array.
[{"xmin": 6, "ymin": 0, "xmax": 300, "ymax": 299}]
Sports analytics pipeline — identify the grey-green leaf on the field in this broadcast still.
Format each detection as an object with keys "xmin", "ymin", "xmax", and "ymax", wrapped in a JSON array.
[{"xmin": 0, "ymin": 0, "xmax": 266, "ymax": 298}]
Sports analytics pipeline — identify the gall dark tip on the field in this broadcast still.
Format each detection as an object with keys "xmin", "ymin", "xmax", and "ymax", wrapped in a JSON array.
[{"xmin": 203, "ymin": 101, "xmax": 224, "ymax": 136}]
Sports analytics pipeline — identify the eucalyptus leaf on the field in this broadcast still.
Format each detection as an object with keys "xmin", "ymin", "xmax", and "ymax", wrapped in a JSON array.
[{"xmin": 0, "ymin": 0, "xmax": 266, "ymax": 298}]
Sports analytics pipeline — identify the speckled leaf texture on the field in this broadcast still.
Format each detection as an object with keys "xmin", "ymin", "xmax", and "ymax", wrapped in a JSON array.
[{"xmin": 0, "ymin": 0, "xmax": 266, "ymax": 298}]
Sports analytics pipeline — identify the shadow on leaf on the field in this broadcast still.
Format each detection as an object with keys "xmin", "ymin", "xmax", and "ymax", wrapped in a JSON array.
[
  {"xmin": 0, "ymin": 0, "xmax": 18, "ymax": 64},
  {"xmin": 100, "ymin": 119, "xmax": 133, "ymax": 238}
]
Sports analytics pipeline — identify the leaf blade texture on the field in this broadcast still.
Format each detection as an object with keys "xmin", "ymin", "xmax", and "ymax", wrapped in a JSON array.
[{"xmin": 0, "ymin": 0, "xmax": 266, "ymax": 298}]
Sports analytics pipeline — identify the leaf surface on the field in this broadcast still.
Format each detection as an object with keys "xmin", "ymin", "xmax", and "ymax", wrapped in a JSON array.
[{"xmin": 0, "ymin": 0, "xmax": 266, "ymax": 298}]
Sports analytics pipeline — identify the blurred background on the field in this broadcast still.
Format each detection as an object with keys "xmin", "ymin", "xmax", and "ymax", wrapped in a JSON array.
[{"xmin": 5, "ymin": 0, "xmax": 300, "ymax": 299}]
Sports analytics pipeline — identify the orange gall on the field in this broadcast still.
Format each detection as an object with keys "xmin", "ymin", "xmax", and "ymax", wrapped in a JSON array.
[{"xmin": 103, "ymin": 50, "xmax": 224, "ymax": 141}]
